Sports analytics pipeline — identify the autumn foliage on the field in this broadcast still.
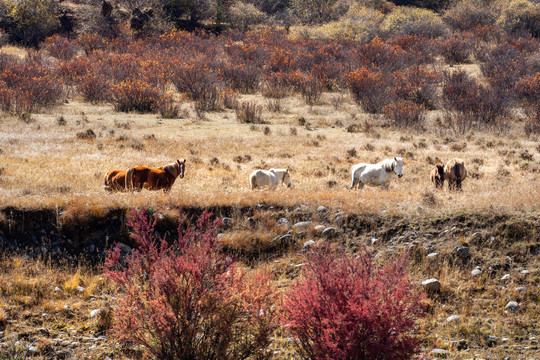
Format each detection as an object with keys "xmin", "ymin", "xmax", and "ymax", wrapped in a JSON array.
[
  {"xmin": 104, "ymin": 209, "xmax": 279, "ymax": 360},
  {"xmin": 282, "ymin": 247, "xmax": 426, "ymax": 360}
]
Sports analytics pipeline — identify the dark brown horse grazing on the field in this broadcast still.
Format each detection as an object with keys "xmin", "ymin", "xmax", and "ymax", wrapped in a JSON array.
[
  {"xmin": 126, "ymin": 159, "xmax": 186, "ymax": 192},
  {"xmin": 103, "ymin": 169, "xmax": 128, "ymax": 192},
  {"xmin": 444, "ymin": 158, "xmax": 467, "ymax": 191},
  {"xmin": 430, "ymin": 163, "xmax": 445, "ymax": 189}
]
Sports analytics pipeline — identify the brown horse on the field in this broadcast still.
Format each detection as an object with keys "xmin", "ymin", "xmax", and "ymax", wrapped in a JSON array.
[
  {"xmin": 430, "ymin": 163, "xmax": 445, "ymax": 189},
  {"xmin": 444, "ymin": 158, "xmax": 467, "ymax": 191},
  {"xmin": 103, "ymin": 169, "xmax": 128, "ymax": 192},
  {"xmin": 126, "ymin": 159, "xmax": 186, "ymax": 192}
]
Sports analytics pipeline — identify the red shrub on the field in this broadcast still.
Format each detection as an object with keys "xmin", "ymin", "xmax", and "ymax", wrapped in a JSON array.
[
  {"xmin": 104, "ymin": 209, "xmax": 278, "ymax": 360},
  {"xmin": 76, "ymin": 33, "xmax": 109, "ymax": 54},
  {"xmin": 42, "ymin": 34, "xmax": 80, "ymax": 60},
  {"xmin": 344, "ymin": 67, "xmax": 388, "ymax": 113},
  {"xmin": 300, "ymin": 75, "xmax": 323, "ymax": 106},
  {"xmin": 109, "ymin": 79, "xmax": 161, "ymax": 113},
  {"xmin": 219, "ymin": 62, "xmax": 260, "ymax": 93},
  {"xmin": 57, "ymin": 57, "xmax": 92, "ymax": 85},
  {"xmin": 282, "ymin": 247, "xmax": 426, "ymax": 360},
  {"xmin": 0, "ymin": 63, "xmax": 62, "ymax": 113},
  {"xmin": 384, "ymin": 100, "xmax": 426, "ymax": 128},
  {"xmin": 78, "ymin": 72, "xmax": 111, "ymax": 103},
  {"xmin": 261, "ymin": 72, "xmax": 292, "ymax": 98},
  {"xmin": 391, "ymin": 65, "xmax": 441, "ymax": 109},
  {"xmin": 437, "ymin": 34, "xmax": 475, "ymax": 65},
  {"xmin": 442, "ymin": 70, "xmax": 510, "ymax": 132},
  {"xmin": 516, "ymin": 72, "xmax": 540, "ymax": 123},
  {"xmin": 170, "ymin": 59, "xmax": 216, "ymax": 100}
]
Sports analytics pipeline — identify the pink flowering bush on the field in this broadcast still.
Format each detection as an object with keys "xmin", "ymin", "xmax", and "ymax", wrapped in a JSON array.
[
  {"xmin": 282, "ymin": 247, "xmax": 426, "ymax": 360},
  {"xmin": 104, "ymin": 209, "xmax": 278, "ymax": 360}
]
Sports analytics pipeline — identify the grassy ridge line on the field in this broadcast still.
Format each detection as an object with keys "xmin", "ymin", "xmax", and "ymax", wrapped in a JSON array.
[{"xmin": 1, "ymin": 205, "xmax": 538, "ymax": 257}]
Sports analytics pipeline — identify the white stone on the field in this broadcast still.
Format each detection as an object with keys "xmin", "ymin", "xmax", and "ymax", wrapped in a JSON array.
[
  {"xmin": 446, "ymin": 315, "xmax": 461, "ymax": 322},
  {"xmin": 90, "ymin": 309, "xmax": 102, "ymax": 318},
  {"xmin": 505, "ymin": 301, "xmax": 519, "ymax": 312},
  {"xmin": 422, "ymin": 278, "xmax": 441, "ymax": 292},
  {"xmin": 501, "ymin": 274, "xmax": 510, "ymax": 281}
]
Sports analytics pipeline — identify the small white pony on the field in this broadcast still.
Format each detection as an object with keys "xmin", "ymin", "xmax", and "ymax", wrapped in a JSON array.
[
  {"xmin": 250, "ymin": 168, "xmax": 291, "ymax": 190},
  {"xmin": 350, "ymin": 157, "xmax": 403, "ymax": 190}
]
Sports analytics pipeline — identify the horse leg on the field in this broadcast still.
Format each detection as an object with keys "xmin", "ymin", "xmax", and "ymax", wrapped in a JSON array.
[
  {"xmin": 456, "ymin": 177, "xmax": 462, "ymax": 191},
  {"xmin": 349, "ymin": 177, "xmax": 358, "ymax": 190}
]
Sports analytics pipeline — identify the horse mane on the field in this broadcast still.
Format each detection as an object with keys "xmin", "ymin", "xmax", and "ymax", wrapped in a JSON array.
[
  {"xmin": 381, "ymin": 158, "xmax": 395, "ymax": 173},
  {"xmin": 162, "ymin": 161, "xmax": 180, "ymax": 177}
]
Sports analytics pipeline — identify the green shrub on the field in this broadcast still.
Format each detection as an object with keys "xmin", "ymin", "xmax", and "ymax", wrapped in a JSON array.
[
  {"xmin": 295, "ymin": 6, "xmax": 384, "ymax": 42},
  {"xmin": 290, "ymin": 0, "xmax": 349, "ymax": 24},
  {"xmin": 228, "ymin": 1, "xmax": 267, "ymax": 31},
  {"xmin": 496, "ymin": 0, "xmax": 540, "ymax": 38},
  {"xmin": 1, "ymin": 0, "xmax": 61, "ymax": 46},
  {"xmin": 382, "ymin": 6, "xmax": 449, "ymax": 38}
]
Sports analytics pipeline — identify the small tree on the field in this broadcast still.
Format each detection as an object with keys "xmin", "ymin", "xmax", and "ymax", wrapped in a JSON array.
[
  {"xmin": 282, "ymin": 247, "xmax": 426, "ymax": 360},
  {"xmin": 104, "ymin": 209, "xmax": 279, "ymax": 360}
]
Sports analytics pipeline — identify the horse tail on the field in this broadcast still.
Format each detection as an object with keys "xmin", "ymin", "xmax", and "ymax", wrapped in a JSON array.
[
  {"xmin": 126, "ymin": 167, "xmax": 135, "ymax": 191},
  {"xmin": 103, "ymin": 172, "xmax": 111, "ymax": 191}
]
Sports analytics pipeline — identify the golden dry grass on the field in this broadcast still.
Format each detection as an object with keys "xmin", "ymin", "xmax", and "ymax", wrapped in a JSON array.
[{"xmin": 0, "ymin": 93, "xmax": 539, "ymax": 216}]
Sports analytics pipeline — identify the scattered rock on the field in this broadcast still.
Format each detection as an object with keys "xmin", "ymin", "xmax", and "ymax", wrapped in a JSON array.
[
  {"xmin": 277, "ymin": 218, "xmax": 289, "ymax": 226},
  {"xmin": 427, "ymin": 252, "xmax": 439, "ymax": 259},
  {"xmin": 520, "ymin": 269, "xmax": 530, "ymax": 275},
  {"xmin": 303, "ymin": 240, "xmax": 315, "ymax": 249},
  {"xmin": 222, "ymin": 217, "xmax": 233, "ymax": 227},
  {"xmin": 515, "ymin": 286, "xmax": 526, "ymax": 293},
  {"xmin": 63, "ymin": 305, "xmax": 73, "ymax": 311},
  {"xmin": 314, "ymin": 225, "xmax": 326, "ymax": 232},
  {"xmin": 501, "ymin": 274, "xmax": 510, "ymax": 281},
  {"xmin": 278, "ymin": 234, "xmax": 292, "ymax": 243},
  {"xmin": 293, "ymin": 221, "xmax": 311, "ymax": 229},
  {"xmin": 322, "ymin": 227, "xmax": 336, "ymax": 237},
  {"xmin": 90, "ymin": 309, "xmax": 102, "ymax": 318},
  {"xmin": 471, "ymin": 267, "xmax": 482, "ymax": 276},
  {"xmin": 371, "ymin": 237, "xmax": 378, "ymax": 245},
  {"xmin": 505, "ymin": 301, "xmax": 519, "ymax": 312},
  {"xmin": 486, "ymin": 335, "xmax": 498, "ymax": 346},
  {"xmin": 446, "ymin": 315, "xmax": 461, "ymax": 322},
  {"xmin": 317, "ymin": 206, "xmax": 327, "ymax": 212},
  {"xmin": 54, "ymin": 286, "xmax": 62, "ymax": 292},
  {"xmin": 422, "ymin": 278, "xmax": 441, "ymax": 292},
  {"xmin": 431, "ymin": 348, "xmax": 447, "ymax": 357}
]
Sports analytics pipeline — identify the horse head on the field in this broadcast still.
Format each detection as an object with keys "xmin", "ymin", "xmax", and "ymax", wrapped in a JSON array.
[
  {"xmin": 283, "ymin": 168, "xmax": 291, "ymax": 187},
  {"xmin": 177, "ymin": 158, "xmax": 186, "ymax": 179},
  {"xmin": 394, "ymin": 157, "xmax": 403, "ymax": 178}
]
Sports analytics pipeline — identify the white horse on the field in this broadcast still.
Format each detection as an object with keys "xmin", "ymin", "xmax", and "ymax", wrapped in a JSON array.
[
  {"xmin": 249, "ymin": 168, "xmax": 291, "ymax": 190},
  {"xmin": 350, "ymin": 157, "xmax": 403, "ymax": 190}
]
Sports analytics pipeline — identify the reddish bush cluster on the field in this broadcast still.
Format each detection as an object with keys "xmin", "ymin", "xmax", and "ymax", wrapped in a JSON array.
[
  {"xmin": 344, "ymin": 67, "xmax": 387, "ymax": 113},
  {"xmin": 104, "ymin": 209, "xmax": 279, "ymax": 360},
  {"xmin": 442, "ymin": 70, "xmax": 509, "ymax": 133},
  {"xmin": 0, "ymin": 62, "xmax": 62, "ymax": 113},
  {"xmin": 282, "ymin": 247, "xmax": 426, "ymax": 360},
  {"xmin": 384, "ymin": 100, "xmax": 426, "ymax": 128},
  {"xmin": 516, "ymin": 72, "xmax": 540, "ymax": 123}
]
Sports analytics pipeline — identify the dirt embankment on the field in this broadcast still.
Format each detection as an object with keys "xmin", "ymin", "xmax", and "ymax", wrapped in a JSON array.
[{"xmin": 0, "ymin": 206, "xmax": 538, "ymax": 264}]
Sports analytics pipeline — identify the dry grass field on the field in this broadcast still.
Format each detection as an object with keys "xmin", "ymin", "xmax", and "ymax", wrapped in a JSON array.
[
  {"xmin": 0, "ymin": 51, "xmax": 539, "ymax": 358},
  {"xmin": 1, "ymin": 84, "xmax": 539, "ymax": 214}
]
